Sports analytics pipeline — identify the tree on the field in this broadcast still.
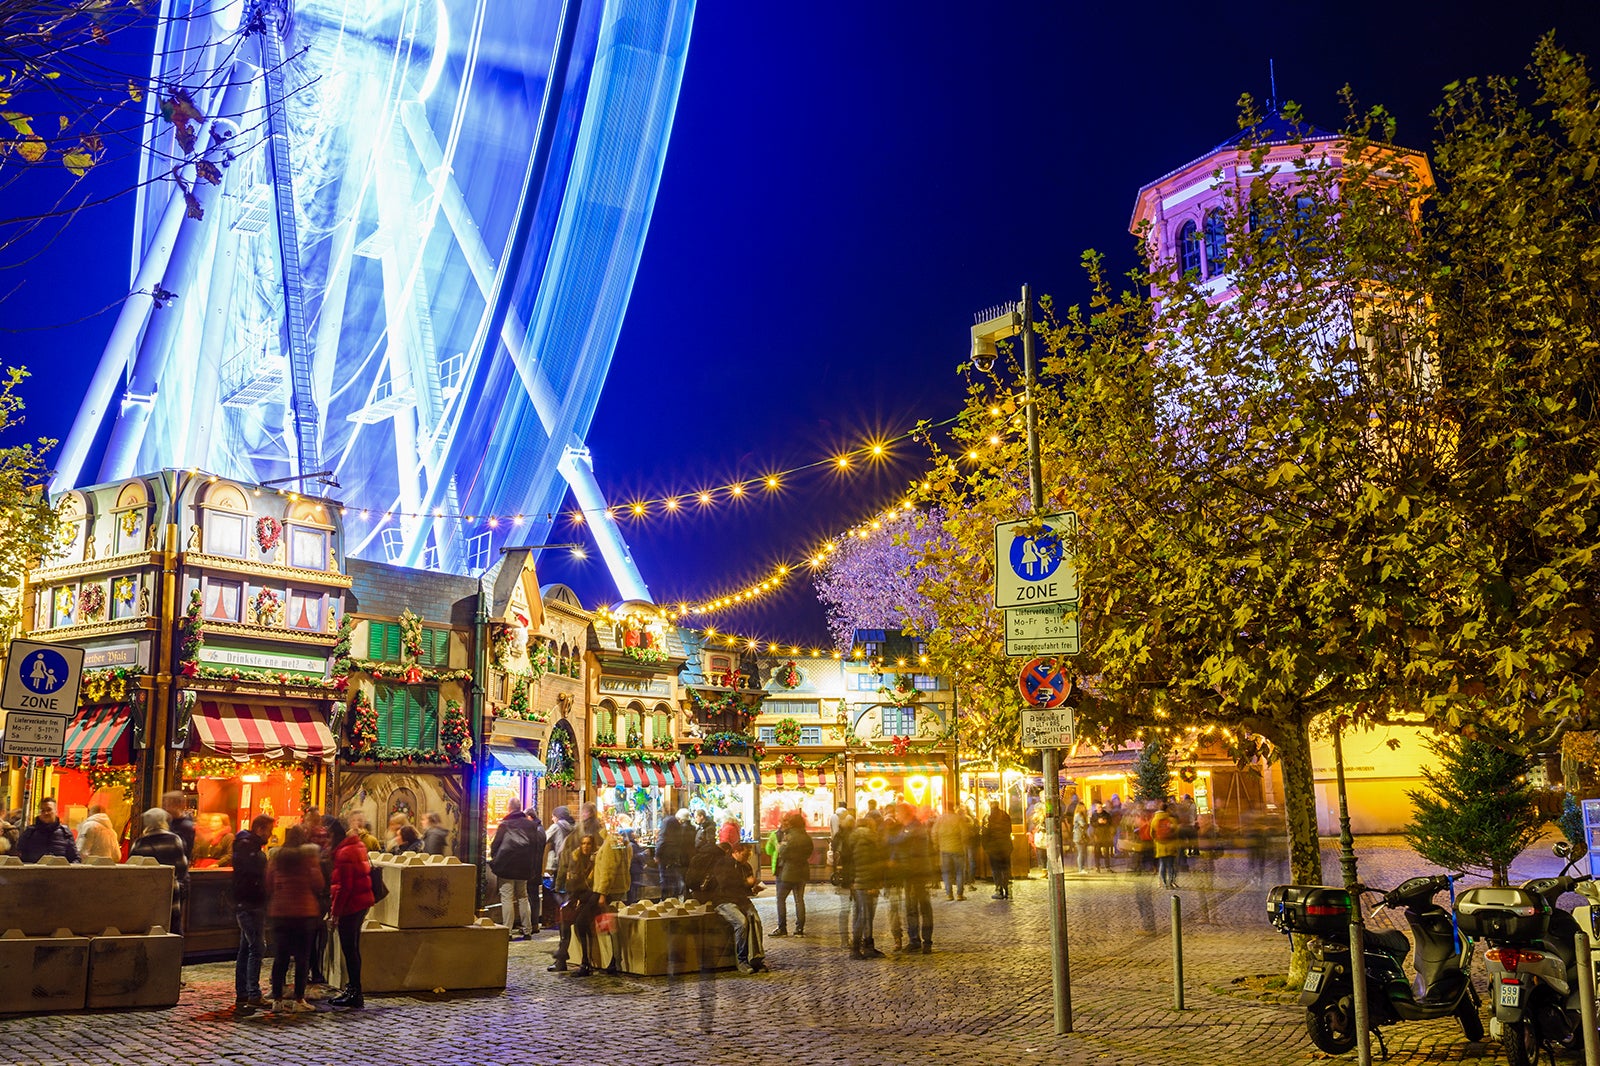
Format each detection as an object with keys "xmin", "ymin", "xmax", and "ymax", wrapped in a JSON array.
[
  {"xmin": 812, "ymin": 513, "xmax": 938, "ymax": 651},
  {"xmin": 0, "ymin": 367, "xmax": 63, "ymax": 632},
  {"xmin": 1132, "ymin": 740, "xmax": 1171, "ymax": 803},
  {"xmin": 1405, "ymin": 737, "xmax": 1544, "ymax": 885}
]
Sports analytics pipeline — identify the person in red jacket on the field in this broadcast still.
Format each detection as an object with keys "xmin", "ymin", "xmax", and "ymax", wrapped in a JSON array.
[
  {"xmin": 326, "ymin": 816, "xmax": 376, "ymax": 1008},
  {"xmin": 265, "ymin": 824, "xmax": 324, "ymax": 1013}
]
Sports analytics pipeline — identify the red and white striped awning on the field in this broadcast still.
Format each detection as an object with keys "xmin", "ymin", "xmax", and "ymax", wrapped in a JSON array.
[
  {"xmin": 593, "ymin": 757, "xmax": 683, "ymax": 789},
  {"xmin": 59, "ymin": 706, "xmax": 135, "ymax": 768},
  {"xmin": 763, "ymin": 764, "xmax": 829, "ymax": 788},
  {"xmin": 193, "ymin": 701, "xmax": 336, "ymax": 763}
]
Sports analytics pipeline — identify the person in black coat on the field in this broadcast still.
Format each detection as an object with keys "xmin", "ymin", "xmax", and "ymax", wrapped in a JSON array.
[
  {"xmin": 231, "ymin": 814, "xmax": 275, "ymax": 1009},
  {"xmin": 489, "ymin": 799, "xmax": 546, "ymax": 939},
  {"xmin": 131, "ymin": 807, "xmax": 191, "ymax": 933},
  {"xmin": 16, "ymin": 797, "xmax": 80, "ymax": 864},
  {"xmin": 655, "ymin": 810, "xmax": 695, "ymax": 899}
]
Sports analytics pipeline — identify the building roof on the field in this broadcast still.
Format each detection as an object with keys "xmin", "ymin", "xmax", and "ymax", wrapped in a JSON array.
[
  {"xmin": 1133, "ymin": 108, "xmax": 1341, "ymax": 202},
  {"xmin": 345, "ymin": 558, "xmax": 477, "ymax": 626}
]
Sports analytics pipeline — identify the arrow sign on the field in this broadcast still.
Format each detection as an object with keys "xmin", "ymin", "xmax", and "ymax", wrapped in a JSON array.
[{"xmin": 1018, "ymin": 656, "xmax": 1071, "ymax": 708}]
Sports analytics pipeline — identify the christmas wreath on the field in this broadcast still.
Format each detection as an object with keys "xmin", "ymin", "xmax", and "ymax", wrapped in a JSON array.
[
  {"xmin": 255, "ymin": 516, "xmax": 282, "ymax": 554},
  {"xmin": 1178, "ymin": 766, "xmax": 1198, "ymax": 784},
  {"xmin": 775, "ymin": 660, "xmax": 801, "ymax": 689},
  {"xmin": 79, "ymin": 582, "xmax": 106, "ymax": 622},
  {"xmin": 772, "ymin": 718, "xmax": 802, "ymax": 746}
]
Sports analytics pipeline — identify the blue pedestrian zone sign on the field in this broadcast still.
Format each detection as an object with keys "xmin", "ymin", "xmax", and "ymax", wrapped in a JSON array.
[
  {"xmin": 993, "ymin": 512, "xmax": 1079, "ymax": 609},
  {"xmin": 2, "ymin": 639, "xmax": 84, "ymax": 716}
]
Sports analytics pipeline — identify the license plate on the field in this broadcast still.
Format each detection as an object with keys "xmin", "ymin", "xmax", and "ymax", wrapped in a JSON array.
[
  {"xmin": 1303, "ymin": 969, "xmax": 1324, "ymax": 993},
  {"xmin": 1499, "ymin": 982, "xmax": 1521, "ymax": 1008}
]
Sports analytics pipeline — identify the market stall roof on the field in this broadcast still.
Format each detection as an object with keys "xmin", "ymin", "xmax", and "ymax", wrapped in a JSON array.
[
  {"xmin": 593, "ymin": 757, "xmax": 682, "ymax": 789},
  {"xmin": 192, "ymin": 701, "xmax": 336, "ymax": 762},
  {"xmin": 490, "ymin": 743, "xmax": 546, "ymax": 774},
  {"xmin": 56, "ymin": 705, "xmax": 136, "ymax": 768},
  {"xmin": 684, "ymin": 757, "xmax": 758, "ymax": 785}
]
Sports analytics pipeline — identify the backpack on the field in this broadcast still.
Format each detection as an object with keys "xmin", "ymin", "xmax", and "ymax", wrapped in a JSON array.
[{"xmin": 1154, "ymin": 816, "xmax": 1176, "ymax": 842}]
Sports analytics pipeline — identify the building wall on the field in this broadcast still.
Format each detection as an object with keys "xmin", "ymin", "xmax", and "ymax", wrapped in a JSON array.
[{"xmin": 1310, "ymin": 724, "xmax": 1440, "ymax": 836}]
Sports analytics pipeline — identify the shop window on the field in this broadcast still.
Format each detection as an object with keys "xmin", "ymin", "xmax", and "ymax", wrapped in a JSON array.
[
  {"xmin": 375, "ymin": 684, "xmax": 439, "ymax": 749},
  {"xmin": 881, "ymin": 706, "xmax": 915, "ymax": 737},
  {"xmin": 286, "ymin": 588, "xmax": 325, "ymax": 632},
  {"xmin": 204, "ymin": 510, "xmax": 248, "ymax": 558},
  {"xmin": 288, "ymin": 525, "xmax": 328, "ymax": 570},
  {"xmin": 368, "ymin": 621, "xmax": 403, "ymax": 662},
  {"xmin": 913, "ymin": 675, "xmax": 939, "ymax": 691},
  {"xmin": 203, "ymin": 578, "xmax": 243, "ymax": 623},
  {"xmin": 799, "ymin": 726, "xmax": 822, "ymax": 746},
  {"xmin": 419, "ymin": 627, "xmax": 451, "ymax": 667}
]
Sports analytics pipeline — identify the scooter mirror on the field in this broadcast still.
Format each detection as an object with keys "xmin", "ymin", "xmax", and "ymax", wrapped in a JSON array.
[{"xmin": 1555, "ymin": 841, "xmax": 1572, "ymax": 858}]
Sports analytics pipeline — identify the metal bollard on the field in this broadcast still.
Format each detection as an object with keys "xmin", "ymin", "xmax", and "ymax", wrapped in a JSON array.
[
  {"xmin": 1172, "ymin": 894, "xmax": 1184, "ymax": 1010},
  {"xmin": 1577, "ymin": 931, "xmax": 1600, "ymax": 1066},
  {"xmin": 1351, "ymin": 919, "xmax": 1372, "ymax": 1066}
]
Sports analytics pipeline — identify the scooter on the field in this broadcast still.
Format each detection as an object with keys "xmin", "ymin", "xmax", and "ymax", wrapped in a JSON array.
[
  {"xmin": 1456, "ymin": 842, "xmax": 1599, "ymax": 1066},
  {"xmin": 1268, "ymin": 874, "xmax": 1483, "ymax": 1055}
]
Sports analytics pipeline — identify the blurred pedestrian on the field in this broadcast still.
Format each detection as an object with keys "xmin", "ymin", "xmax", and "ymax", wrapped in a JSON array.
[
  {"xmin": 348, "ymin": 812, "xmax": 381, "ymax": 852},
  {"xmin": 982, "ymin": 802, "xmax": 1013, "ymax": 900},
  {"xmin": 1071, "ymin": 801, "xmax": 1091, "ymax": 874},
  {"xmin": 131, "ymin": 807, "xmax": 189, "ymax": 933},
  {"xmin": 655, "ymin": 808, "xmax": 694, "ymax": 899},
  {"xmin": 327, "ymin": 816, "xmax": 375, "ymax": 1008},
  {"xmin": 882, "ymin": 806, "xmax": 906, "ymax": 949},
  {"xmin": 161, "ymin": 791, "xmax": 195, "ymax": 859},
  {"xmin": 76, "ymin": 803, "xmax": 119, "ymax": 861},
  {"xmin": 389, "ymin": 825, "xmax": 423, "ymax": 854},
  {"xmin": 1151, "ymin": 802, "xmax": 1180, "ymax": 889},
  {"xmin": 18, "ymin": 797, "xmax": 80, "ymax": 863},
  {"xmin": 265, "ymin": 824, "xmax": 322, "ymax": 1013},
  {"xmin": 490, "ymin": 798, "xmax": 545, "ymax": 939},
  {"xmin": 1091, "ymin": 802, "xmax": 1115, "ymax": 871},
  {"xmin": 846, "ymin": 810, "xmax": 886, "ymax": 959},
  {"xmin": 932, "ymin": 806, "xmax": 966, "ymax": 901},
  {"xmin": 564, "ymin": 833, "xmax": 602, "ymax": 977},
  {"xmin": 705, "ymin": 840, "xmax": 767, "ymax": 973},
  {"xmin": 896, "ymin": 805, "xmax": 934, "ymax": 954},
  {"xmin": 421, "ymin": 812, "xmax": 449, "ymax": 856},
  {"xmin": 772, "ymin": 812, "xmax": 813, "ymax": 937},
  {"xmin": 593, "ymin": 825, "xmax": 632, "ymax": 973},
  {"xmin": 548, "ymin": 804, "xmax": 602, "ymax": 974},
  {"xmin": 231, "ymin": 813, "xmax": 274, "ymax": 1012}
]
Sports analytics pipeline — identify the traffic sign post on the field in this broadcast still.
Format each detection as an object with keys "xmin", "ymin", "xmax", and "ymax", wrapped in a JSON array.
[
  {"xmin": 1005, "ymin": 604, "xmax": 1080, "ymax": 658},
  {"xmin": 1020, "ymin": 707, "xmax": 1076, "ymax": 750},
  {"xmin": 1018, "ymin": 657, "xmax": 1072, "ymax": 708},
  {"xmin": 1, "ymin": 711, "xmax": 68, "ymax": 759},
  {"xmin": 3, "ymin": 640, "xmax": 84, "ymax": 716},
  {"xmin": 994, "ymin": 511, "xmax": 1078, "ymax": 610}
]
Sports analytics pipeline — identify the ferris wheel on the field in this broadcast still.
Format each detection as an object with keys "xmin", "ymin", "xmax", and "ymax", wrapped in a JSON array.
[{"xmin": 54, "ymin": 0, "xmax": 691, "ymax": 599}]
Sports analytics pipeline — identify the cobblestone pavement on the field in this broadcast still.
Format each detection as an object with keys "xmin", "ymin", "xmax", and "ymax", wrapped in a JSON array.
[{"xmin": 3, "ymin": 837, "xmax": 1580, "ymax": 1065}]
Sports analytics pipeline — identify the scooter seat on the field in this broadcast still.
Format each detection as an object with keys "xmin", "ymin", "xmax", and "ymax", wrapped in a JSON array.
[{"xmin": 1368, "ymin": 928, "xmax": 1411, "ymax": 961}]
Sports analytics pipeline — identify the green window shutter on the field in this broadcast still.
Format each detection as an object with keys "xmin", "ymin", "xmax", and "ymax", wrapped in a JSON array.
[
  {"xmin": 412, "ymin": 688, "xmax": 438, "ymax": 749},
  {"xmin": 373, "ymin": 685, "xmax": 393, "ymax": 748},
  {"xmin": 435, "ymin": 628, "xmax": 451, "ymax": 667},
  {"xmin": 384, "ymin": 623, "xmax": 402, "ymax": 662},
  {"xmin": 367, "ymin": 622, "xmax": 385, "ymax": 661}
]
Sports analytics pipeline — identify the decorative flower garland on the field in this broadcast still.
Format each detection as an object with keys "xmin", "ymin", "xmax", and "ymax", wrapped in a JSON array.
[
  {"xmin": 879, "ymin": 674, "xmax": 920, "ymax": 707},
  {"xmin": 686, "ymin": 731, "xmax": 764, "ymax": 760},
  {"xmin": 399, "ymin": 609, "xmax": 425, "ymax": 660},
  {"xmin": 689, "ymin": 686, "xmax": 755, "ymax": 719},
  {"xmin": 252, "ymin": 587, "xmax": 283, "ymax": 627},
  {"xmin": 182, "ymin": 664, "xmax": 340, "ymax": 690},
  {"xmin": 86, "ymin": 765, "xmax": 137, "ymax": 802},
  {"xmin": 255, "ymin": 516, "xmax": 282, "ymax": 554},
  {"xmin": 775, "ymin": 752, "xmax": 839, "ymax": 770},
  {"xmin": 119, "ymin": 511, "xmax": 142, "ymax": 538},
  {"xmin": 184, "ymin": 755, "xmax": 300, "ymax": 781},
  {"xmin": 594, "ymin": 729, "xmax": 617, "ymax": 747},
  {"xmin": 623, "ymin": 644, "xmax": 667, "ymax": 666},
  {"xmin": 490, "ymin": 624, "xmax": 516, "ymax": 673},
  {"xmin": 440, "ymin": 698, "xmax": 471, "ymax": 763},
  {"xmin": 79, "ymin": 582, "xmax": 106, "ymax": 622},
  {"xmin": 344, "ymin": 659, "xmax": 471, "ymax": 684},
  {"xmin": 347, "ymin": 689, "xmax": 378, "ymax": 756},
  {"xmin": 772, "ymin": 718, "xmax": 802, "ymax": 746},
  {"xmin": 81, "ymin": 666, "xmax": 141, "ymax": 705},
  {"xmin": 545, "ymin": 767, "xmax": 577, "ymax": 788},
  {"xmin": 774, "ymin": 660, "xmax": 801, "ymax": 689},
  {"xmin": 589, "ymin": 745, "xmax": 681, "ymax": 767},
  {"xmin": 177, "ymin": 588, "xmax": 204, "ymax": 671}
]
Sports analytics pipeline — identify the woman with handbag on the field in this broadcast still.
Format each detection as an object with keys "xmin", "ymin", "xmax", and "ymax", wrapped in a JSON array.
[
  {"xmin": 327, "ymin": 817, "xmax": 376, "ymax": 1008},
  {"xmin": 566, "ymin": 834, "xmax": 601, "ymax": 976}
]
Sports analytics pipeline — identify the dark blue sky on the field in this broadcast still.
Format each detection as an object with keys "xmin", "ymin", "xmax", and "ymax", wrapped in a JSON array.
[{"xmin": 4, "ymin": 0, "xmax": 1598, "ymax": 645}]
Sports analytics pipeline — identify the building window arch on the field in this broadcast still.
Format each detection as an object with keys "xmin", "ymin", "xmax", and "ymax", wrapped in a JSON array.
[
  {"xmin": 1177, "ymin": 219, "xmax": 1202, "ymax": 275},
  {"xmin": 625, "ymin": 702, "xmax": 644, "ymax": 747},
  {"xmin": 597, "ymin": 698, "xmax": 618, "ymax": 744},
  {"xmin": 1203, "ymin": 209, "xmax": 1227, "ymax": 277}
]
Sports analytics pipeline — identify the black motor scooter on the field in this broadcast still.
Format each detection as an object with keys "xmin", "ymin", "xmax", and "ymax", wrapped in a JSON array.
[{"xmin": 1268, "ymin": 874, "xmax": 1484, "ymax": 1055}]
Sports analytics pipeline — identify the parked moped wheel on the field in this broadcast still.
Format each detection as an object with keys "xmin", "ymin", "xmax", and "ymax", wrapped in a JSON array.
[
  {"xmin": 1501, "ymin": 1020, "xmax": 1538, "ymax": 1066},
  {"xmin": 1306, "ymin": 1000, "xmax": 1358, "ymax": 1055},
  {"xmin": 1454, "ymin": 997, "xmax": 1485, "ymax": 1042}
]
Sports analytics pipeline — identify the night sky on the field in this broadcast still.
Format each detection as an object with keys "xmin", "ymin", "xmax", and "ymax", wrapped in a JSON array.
[{"xmin": 3, "ymin": 0, "xmax": 1597, "ymax": 646}]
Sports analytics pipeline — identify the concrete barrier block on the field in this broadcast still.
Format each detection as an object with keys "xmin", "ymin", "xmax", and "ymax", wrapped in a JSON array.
[
  {"xmin": 85, "ymin": 931, "xmax": 184, "ymax": 1009},
  {"xmin": 327, "ymin": 921, "xmax": 508, "ymax": 993},
  {"xmin": 0, "ymin": 865, "xmax": 173, "ymax": 937},
  {"xmin": 368, "ymin": 855, "xmax": 477, "ymax": 929},
  {"xmin": 0, "ymin": 929, "xmax": 89, "ymax": 1013}
]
